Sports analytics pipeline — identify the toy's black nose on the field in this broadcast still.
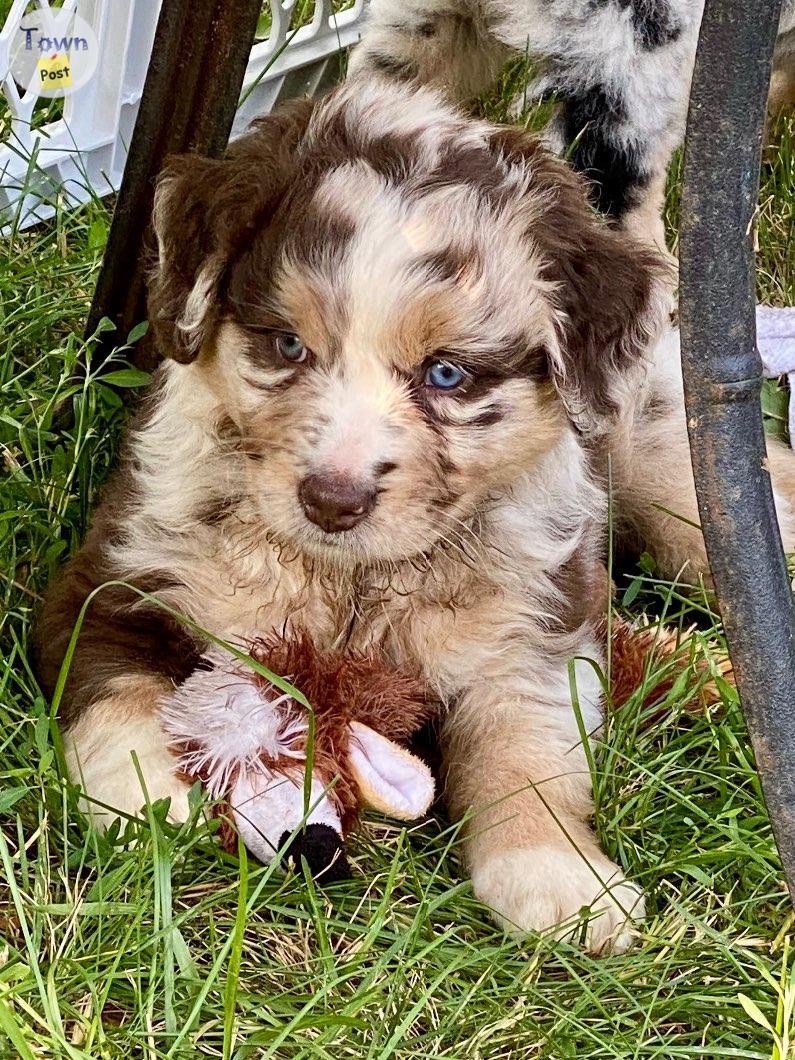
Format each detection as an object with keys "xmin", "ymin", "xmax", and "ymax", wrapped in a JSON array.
[
  {"xmin": 298, "ymin": 472, "xmax": 376, "ymax": 533},
  {"xmin": 278, "ymin": 824, "xmax": 351, "ymax": 883}
]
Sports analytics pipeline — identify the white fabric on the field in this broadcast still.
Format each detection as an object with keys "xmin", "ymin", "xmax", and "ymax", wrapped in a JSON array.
[{"xmin": 756, "ymin": 305, "xmax": 795, "ymax": 443}]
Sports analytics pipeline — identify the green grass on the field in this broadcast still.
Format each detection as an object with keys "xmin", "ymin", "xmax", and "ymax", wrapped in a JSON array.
[{"xmin": 2, "ymin": 55, "xmax": 795, "ymax": 1059}]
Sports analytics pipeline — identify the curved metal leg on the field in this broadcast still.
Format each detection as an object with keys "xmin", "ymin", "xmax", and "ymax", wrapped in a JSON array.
[{"xmin": 679, "ymin": 0, "xmax": 795, "ymax": 898}]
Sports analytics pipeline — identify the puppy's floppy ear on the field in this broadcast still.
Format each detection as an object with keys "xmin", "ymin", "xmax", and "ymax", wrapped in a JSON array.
[
  {"xmin": 540, "ymin": 212, "xmax": 671, "ymax": 435},
  {"xmin": 492, "ymin": 128, "xmax": 671, "ymax": 433},
  {"xmin": 149, "ymin": 155, "xmax": 229, "ymax": 364},
  {"xmin": 148, "ymin": 99, "xmax": 314, "ymax": 363}
]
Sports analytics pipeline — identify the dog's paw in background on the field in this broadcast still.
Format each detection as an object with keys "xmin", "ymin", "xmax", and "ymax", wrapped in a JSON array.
[{"xmin": 471, "ymin": 844, "xmax": 644, "ymax": 955}]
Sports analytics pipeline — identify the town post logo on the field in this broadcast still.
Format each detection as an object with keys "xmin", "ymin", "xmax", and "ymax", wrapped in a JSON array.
[{"xmin": 10, "ymin": 10, "xmax": 99, "ymax": 99}]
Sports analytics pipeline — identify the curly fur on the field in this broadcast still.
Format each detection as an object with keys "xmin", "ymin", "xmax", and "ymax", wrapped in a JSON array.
[{"xmin": 34, "ymin": 81, "xmax": 794, "ymax": 952}]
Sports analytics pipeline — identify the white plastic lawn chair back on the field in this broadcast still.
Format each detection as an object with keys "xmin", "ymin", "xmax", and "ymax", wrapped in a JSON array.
[
  {"xmin": 236, "ymin": 0, "xmax": 367, "ymax": 134},
  {"xmin": 0, "ymin": 0, "xmax": 367, "ymax": 231}
]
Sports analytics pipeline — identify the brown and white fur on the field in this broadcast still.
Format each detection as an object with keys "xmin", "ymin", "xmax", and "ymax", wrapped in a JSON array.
[{"xmin": 35, "ymin": 79, "xmax": 795, "ymax": 954}]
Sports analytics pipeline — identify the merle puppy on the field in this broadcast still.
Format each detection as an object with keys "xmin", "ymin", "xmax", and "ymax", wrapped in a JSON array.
[
  {"xmin": 350, "ymin": 0, "xmax": 795, "ymax": 244},
  {"xmin": 36, "ymin": 79, "xmax": 795, "ymax": 953}
]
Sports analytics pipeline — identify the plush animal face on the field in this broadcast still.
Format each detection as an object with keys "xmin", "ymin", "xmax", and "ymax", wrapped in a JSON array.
[
  {"xmin": 150, "ymin": 78, "xmax": 666, "ymax": 567},
  {"xmin": 159, "ymin": 634, "xmax": 436, "ymax": 879}
]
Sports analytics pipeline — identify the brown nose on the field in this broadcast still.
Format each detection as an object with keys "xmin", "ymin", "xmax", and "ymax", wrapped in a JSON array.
[{"xmin": 298, "ymin": 472, "xmax": 377, "ymax": 533}]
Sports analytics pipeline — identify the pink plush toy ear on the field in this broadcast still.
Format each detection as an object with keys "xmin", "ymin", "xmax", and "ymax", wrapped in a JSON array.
[{"xmin": 347, "ymin": 721, "xmax": 434, "ymax": 821}]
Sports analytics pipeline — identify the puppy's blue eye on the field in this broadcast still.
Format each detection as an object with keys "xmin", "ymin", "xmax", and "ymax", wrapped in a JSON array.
[
  {"xmin": 276, "ymin": 333, "xmax": 308, "ymax": 363},
  {"xmin": 425, "ymin": 360, "xmax": 465, "ymax": 390}
]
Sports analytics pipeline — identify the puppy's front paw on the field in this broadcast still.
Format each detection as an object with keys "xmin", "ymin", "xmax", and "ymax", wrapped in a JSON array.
[
  {"xmin": 471, "ymin": 844, "xmax": 644, "ymax": 954},
  {"xmin": 66, "ymin": 708, "xmax": 191, "ymax": 830}
]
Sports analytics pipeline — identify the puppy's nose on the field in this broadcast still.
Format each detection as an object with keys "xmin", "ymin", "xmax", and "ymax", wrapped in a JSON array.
[{"xmin": 298, "ymin": 472, "xmax": 376, "ymax": 533}]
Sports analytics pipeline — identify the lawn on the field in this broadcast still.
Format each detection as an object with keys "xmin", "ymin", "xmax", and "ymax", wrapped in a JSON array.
[{"xmin": 2, "ymin": 38, "xmax": 795, "ymax": 1060}]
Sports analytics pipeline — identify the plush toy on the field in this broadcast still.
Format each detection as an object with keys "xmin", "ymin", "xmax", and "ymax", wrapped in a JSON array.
[
  {"xmin": 160, "ymin": 619, "xmax": 730, "ymax": 882},
  {"xmin": 608, "ymin": 616, "xmax": 731, "ymax": 718},
  {"xmin": 160, "ymin": 629, "xmax": 436, "ymax": 881}
]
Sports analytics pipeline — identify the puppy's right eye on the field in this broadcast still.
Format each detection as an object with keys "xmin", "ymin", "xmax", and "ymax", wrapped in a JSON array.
[{"xmin": 276, "ymin": 333, "xmax": 309, "ymax": 363}]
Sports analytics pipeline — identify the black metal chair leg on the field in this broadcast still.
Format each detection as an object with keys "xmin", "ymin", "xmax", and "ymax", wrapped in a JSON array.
[{"xmin": 679, "ymin": 0, "xmax": 795, "ymax": 898}]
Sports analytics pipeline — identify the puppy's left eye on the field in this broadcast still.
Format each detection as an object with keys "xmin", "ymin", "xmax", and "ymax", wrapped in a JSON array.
[
  {"xmin": 425, "ymin": 360, "xmax": 465, "ymax": 390},
  {"xmin": 276, "ymin": 333, "xmax": 309, "ymax": 363}
]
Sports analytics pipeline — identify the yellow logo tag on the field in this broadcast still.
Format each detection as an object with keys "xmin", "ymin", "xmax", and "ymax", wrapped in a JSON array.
[{"xmin": 37, "ymin": 53, "xmax": 72, "ymax": 94}]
